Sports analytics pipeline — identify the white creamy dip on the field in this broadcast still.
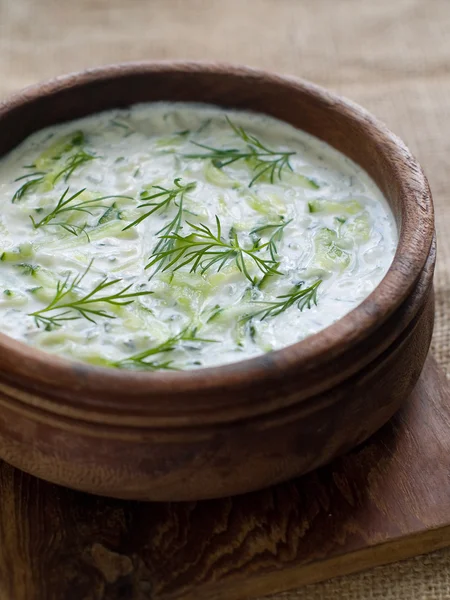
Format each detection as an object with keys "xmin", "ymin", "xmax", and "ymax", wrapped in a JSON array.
[{"xmin": 0, "ymin": 103, "xmax": 397, "ymax": 370}]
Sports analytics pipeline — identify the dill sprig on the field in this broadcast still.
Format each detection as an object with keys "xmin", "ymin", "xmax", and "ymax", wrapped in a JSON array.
[
  {"xmin": 12, "ymin": 169, "xmax": 46, "ymax": 203},
  {"xmin": 146, "ymin": 216, "xmax": 282, "ymax": 283},
  {"xmin": 123, "ymin": 178, "xmax": 196, "ymax": 231},
  {"xmin": 29, "ymin": 259, "xmax": 153, "ymax": 330},
  {"xmin": 243, "ymin": 279, "xmax": 322, "ymax": 321},
  {"xmin": 12, "ymin": 132, "xmax": 95, "ymax": 201},
  {"xmin": 149, "ymin": 201, "xmax": 185, "ymax": 277},
  {"xmin": 251, "ymin": 218, "xmax": 292, "ymax": 261},
  {"xmin": 53, "ymin": 148, "xmax": 96, "ymax": 183},
  {"xmin": 29, "ymin": 187, "xmax": 133, "ymax": 234},
  {"xmin": 113, "ymin": 327, "xmax": 216, "ymax": 370},
  {"xmin": 124, "ymin": 179, "xmax": 196, "ymax": 275},
  {"xmin": 55, "ymin": 222, "xmax": 91, "ymax": 241},
  {"xmin": 184, "ymin": 117, "xmax": 296, "ymax": 187}
]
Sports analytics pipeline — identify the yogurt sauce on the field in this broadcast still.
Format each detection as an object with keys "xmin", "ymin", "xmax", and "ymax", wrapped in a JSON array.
[{"xmin": 0, "ymin": 103, "xmax": 397, "ymax": 370}]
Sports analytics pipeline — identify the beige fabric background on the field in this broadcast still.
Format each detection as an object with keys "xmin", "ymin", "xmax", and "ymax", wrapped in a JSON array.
[{"xmin": 0, "ymin": 0, "xmax": 449, "ymax": 597}]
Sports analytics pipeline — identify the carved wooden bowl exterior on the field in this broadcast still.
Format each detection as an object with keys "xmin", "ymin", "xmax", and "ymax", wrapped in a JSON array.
[{"xmin": 0, "ymin": 63, "xmax": 435, "ymax": 501}]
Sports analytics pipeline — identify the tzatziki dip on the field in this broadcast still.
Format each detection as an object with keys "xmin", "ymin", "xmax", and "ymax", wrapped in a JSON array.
[{"xmin": 0, "ymin": 103, "xmax": 397, "ymax": 370}]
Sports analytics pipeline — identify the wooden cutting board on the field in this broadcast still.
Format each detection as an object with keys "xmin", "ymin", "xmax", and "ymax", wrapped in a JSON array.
[{"xmin": 0, "ymin": 355, "xmax": 449, "ymax": 600}]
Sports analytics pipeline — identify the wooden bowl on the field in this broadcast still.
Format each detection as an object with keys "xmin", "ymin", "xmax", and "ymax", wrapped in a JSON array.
[{"xmin": 0, "ymin": 63, "xmax": 435, "ymax": 501}]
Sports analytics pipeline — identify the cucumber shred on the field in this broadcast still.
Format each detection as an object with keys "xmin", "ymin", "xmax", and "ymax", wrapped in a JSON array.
[
  {"xmin": 314, "ymin": 228, "xmax": 351, "ymax": 272},
  {"xmin": 204, "ymin": 162, "xmax": 240, "ymax": 189},
  {"xmin": 308, "ymin": 199, "xmax": 362, "ymax": 215},
  {"xmin": 343, "ymin": 212, "xmax": 371, "ymax": 243}
]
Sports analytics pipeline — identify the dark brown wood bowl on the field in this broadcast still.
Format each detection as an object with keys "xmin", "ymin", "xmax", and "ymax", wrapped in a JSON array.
[{"xmin": 0, "ymin": 62, "xmax": 435, "ymax": 501}]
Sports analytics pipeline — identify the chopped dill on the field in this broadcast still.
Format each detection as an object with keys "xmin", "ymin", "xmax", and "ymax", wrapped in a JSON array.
[{"xmin": 251, "ymin": 218, "xmax": 292, "ymax": 261}]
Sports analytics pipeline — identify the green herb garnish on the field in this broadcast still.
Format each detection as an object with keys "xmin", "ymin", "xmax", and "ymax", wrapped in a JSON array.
[
  {"xmin": 12, "ymin": 170, "xmax": 46, "ymax": 203},
  {"xmin": 29, "ymin": 259, "xmax": 153, "ymax": 330},
  {"xmin": 146, "ymin": 216, "xmax": 282, "ymax": 283},
  {"xmin": 15, "ymin": 263, "xmax": 40, "ymax": 277},
  {"xmin": 125, "ymin": 179, "xmax": 197, "ymax": 277},
  {"xmin": 207, "ymin": 304, "xmax": 225, "ymax": 323},
  {"xmin": 243, "ymin": 280, "xmax": 322, "ymax": 321},
  {"xmin": 251, "ymin": 218, "xmax": 292, "ymax": 261},
  {"xmin": 184, "ymin": 117, "xmax": 296, "ymax": 187},
  {"xmin": 113, "ymin": 327, "xmax": 216, "ymax": 370},
  {"xmin": 12, "ymin": 131, "xmax": 96, "ymax": 202},
  {"xmin": 30, "ymin": 188, "xmax": 133, "ymax": 236},
  {"xmin": 149, "ymin": 202, "xmax": 185, "ymax": 276},
  {"xmin": 53, "ymin": 148, "xmax": 96, "ymax": 183},
  {"xmin": 123, "ymin": 178, "xmax": 196, "ymax": 231}
]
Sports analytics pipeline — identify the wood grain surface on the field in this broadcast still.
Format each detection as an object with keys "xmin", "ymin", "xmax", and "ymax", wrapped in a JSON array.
[{"xmin": 0, "ymin": 354, "xmax": 449, "ymax": 600}]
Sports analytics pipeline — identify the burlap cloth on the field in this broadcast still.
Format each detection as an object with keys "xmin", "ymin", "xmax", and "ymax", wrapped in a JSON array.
[{"xmin": 1, "ymin": 0, "xmax": 449, "ymax": 597}]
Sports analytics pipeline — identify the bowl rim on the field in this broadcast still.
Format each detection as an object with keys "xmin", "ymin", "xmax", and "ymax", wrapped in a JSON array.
[{"xmin": 0, "ymin": 61, "xmax": 434, "ymax": 412}]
